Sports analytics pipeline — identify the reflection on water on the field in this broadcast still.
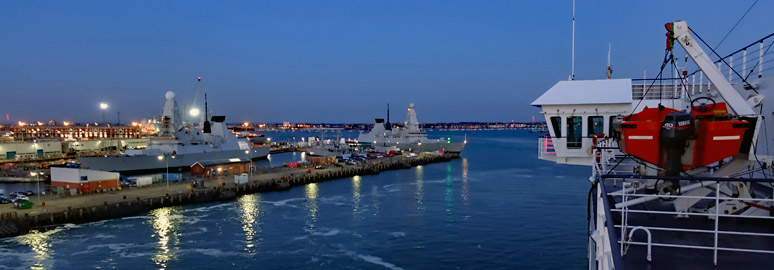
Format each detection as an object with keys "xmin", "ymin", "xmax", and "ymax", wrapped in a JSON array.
[
  {"xmin": 371, "ymin": 185, "xmax": 380, "ymax": 216},
  {"xmin": 15, "ymin": 230, "xmax": 54, "ymax": 270},
  {"xmin": 238, "ymin": 194, "xmax": 262, "ymax": 255},
  {"xmin": 445, "ymin": 164, "xmax": 454, "ymax": 221},
  {"xmin": 461, "ymin": 158, "xmax": 469, "ymax": 205},
  {"xmin": 305, "ymin": 183, "xmax": 319, "ymax": 228},
  {"xmin": 150, "ymin": 207, "xmax": 181, "ymax": 269},
  {"xmin": 415, "ymin": 165, "xmax": 424, "ymax": 210},
  {"xmin": 352, "ymin": 175, "xmax": 361, "ymax": 214},
  {"xmin": 300, "ymin": 152, "xmax": 307, "ymax": 162}
]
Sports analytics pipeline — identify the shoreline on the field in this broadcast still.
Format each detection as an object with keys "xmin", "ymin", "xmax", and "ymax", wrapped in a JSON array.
[{"xmin": 0, "ymin": 153, "xmax": 459, "ymax": 239}]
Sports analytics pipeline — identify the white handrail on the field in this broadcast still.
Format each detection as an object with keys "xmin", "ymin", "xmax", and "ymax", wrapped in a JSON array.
[{"xmin": 627, "ymin": 226, "xmax": 652, "ymax": 262}]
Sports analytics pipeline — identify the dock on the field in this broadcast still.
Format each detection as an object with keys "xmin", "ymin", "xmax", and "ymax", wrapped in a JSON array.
[{"xmin": 0, "ymin": 153, "xmax": 458, "ymax": 238}]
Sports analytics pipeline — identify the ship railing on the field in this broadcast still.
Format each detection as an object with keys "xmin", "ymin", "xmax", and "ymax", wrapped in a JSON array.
[
  {"xmin": 600, "ymin": 174, "xmax": 774, "ymax": 266},
  {"xmin": 537, "ymin": 136, "xmax": 556, "ymax": 159},
  {"xmin": 685, "ymin": 32, "xmax": 774, "ymax": 87},
  {"xmin": 591, "ymin": 141, "xmax": 633, "ymax": 181},
  {"xmin": 631, "ymin": 33, "xmax": 774, "ymax": 101},
  {"xmin": 589, "ymin": 178, "xmax": 625, "ymax": 269}
]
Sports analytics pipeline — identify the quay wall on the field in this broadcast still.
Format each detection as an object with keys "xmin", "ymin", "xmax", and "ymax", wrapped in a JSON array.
[{"xmin": 0, "ymin": 153, "xmax": 458, "ymax": 238}]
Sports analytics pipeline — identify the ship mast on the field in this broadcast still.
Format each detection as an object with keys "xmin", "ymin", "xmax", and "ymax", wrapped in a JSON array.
[{"xmin": 570, "ymin": 0, "xmax": 575, "ymax": 80}]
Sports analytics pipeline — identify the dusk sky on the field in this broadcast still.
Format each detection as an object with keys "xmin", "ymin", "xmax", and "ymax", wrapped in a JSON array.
[{"xmin": 1, "ymin": 1, "xmax": 770, "ymax": 124}]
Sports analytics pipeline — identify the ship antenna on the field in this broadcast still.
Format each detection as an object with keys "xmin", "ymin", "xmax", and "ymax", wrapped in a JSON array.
[{"xmin": 570, "ymin": 0, "xmax": 575, "ymax": 80}]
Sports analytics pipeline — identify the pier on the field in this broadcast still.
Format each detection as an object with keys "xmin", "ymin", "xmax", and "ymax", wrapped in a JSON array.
[{"xmin": 0, "ymin": 153, "xmax": 458, "ymax": 238}]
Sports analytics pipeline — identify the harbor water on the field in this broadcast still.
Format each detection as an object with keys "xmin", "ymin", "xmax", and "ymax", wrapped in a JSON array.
[{"xmin": 0, "ymin": 130, "xmax": 590, "ymax": 269}]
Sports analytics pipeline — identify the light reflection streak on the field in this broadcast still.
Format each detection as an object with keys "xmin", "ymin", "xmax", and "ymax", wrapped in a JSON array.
[
  {"xmin": 461, "ymin": 158, "xmax": 469, "ymax": 205},
  {"xmin": 445, "ymin": 164, "xmax": 454, "ymax": 221},
  {"xmin": 305, "ymin": 183, "xmax": 319, "ymax": 228},
  {"xmin": 150, "ymin": 207, "xmax": 181, "ymax": 269},
  {"xmin": 371, "ymin": 185, "xmax": 380, "ymax": 216},
  {"xmin": 238, "ymin": 194, "xmax": 261, "ymax": 255},
  {"xmin": 352, "ymin": 175, "xmax": 361, "ymax": 214},
  {"xmin": 16, "ymin": 229, "xmax": 54, "ymax": 270},
  {"xmin": 415, "ymin": 165, "xmax": 424, "ymax": 210}
]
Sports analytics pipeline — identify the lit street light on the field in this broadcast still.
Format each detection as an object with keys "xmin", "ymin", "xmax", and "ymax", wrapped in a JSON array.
[
  {"xmin": 158, "ymin": 154, "xmax": 173, "ymax": 189},
  {"xmin": 99, "ymin": 102, "xmax": 109, "ymax": 124}
]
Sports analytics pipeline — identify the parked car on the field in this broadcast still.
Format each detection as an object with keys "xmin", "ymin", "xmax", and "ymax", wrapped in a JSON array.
[
  {"xmin": 334, "ymin": 163, "xmax": 343, "ymax": 168},
  {"xmin": 0, "ymin": 196, "xmax": 11, "ymax": 204},
  {"xmin": 22, "ymin": 191, "xmax": 35, "ymax": 196},
  {"xmin": 11, "ymin": 194, "xmax": 29, "ymax": 203},
  {"xmin": 346, "ymin": 160, "xmax": 357, "ymax": 165},
  {"xmin": 314, "ymin": 165, "xmax": 327, "ymax": 169}
]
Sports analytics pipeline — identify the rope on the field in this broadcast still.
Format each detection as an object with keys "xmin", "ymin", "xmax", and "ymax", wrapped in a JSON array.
[
  {"xmin": 671, "ymin": 59, "xmax": 692, "ymax": 102},
  {"xmin": 629, "ymin": 50, "xmax": 671, "ymax": 116},
  {"xmin": 714, "ymin": 0, "xmax": 760, "ymax": 50},
  {"xmin": 743, "ymin": 39, "xmax": 774, "ymax": 81},
  {"xmin": 690, "ymin": 28, "xmax": 758, "ymax": 93}
]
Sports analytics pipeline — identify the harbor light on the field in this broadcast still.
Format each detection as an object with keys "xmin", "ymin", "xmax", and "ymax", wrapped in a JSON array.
[
  {"xmin": 99, "ymin": 102, "xmax": 108, "ymax": 124},
  {"xmin": 189, "ymin": 108, "xmax": 200, "ymax": 117}
]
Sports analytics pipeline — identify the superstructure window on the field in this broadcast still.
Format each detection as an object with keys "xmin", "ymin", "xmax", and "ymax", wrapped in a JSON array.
[
  {"xmin": 550, "ymin": 117, "xmax": 562, "ymax": 138},
  {"xmin": 609, "ymin": 116, "xmax": 620, "ymax": 139},
  {"xmin": 567, "ymin": 116, "xmax": 582, "ymax": 149},
  {"xmin": 588, "ymin": 116, "xmax": 604, "ymax": 137}
]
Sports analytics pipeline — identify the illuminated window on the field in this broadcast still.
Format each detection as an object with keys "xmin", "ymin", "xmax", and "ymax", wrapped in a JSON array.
[{"xmin": 587, "ymin": 116, "xmax": 604, "ymax": 137}]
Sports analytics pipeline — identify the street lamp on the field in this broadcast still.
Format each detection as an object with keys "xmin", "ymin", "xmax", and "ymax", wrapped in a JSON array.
[
  {"xmin": 99, "ymin": 103, "xmax": 108, "ymax": 124},
  {"xmin": 245, "ymin": 150, "xmax": 252, "ymax": 178},
  {"xmin": 30, "ymin": 171, "xmax": 41, "ymax": 203},
  {"xmin": 158, "ymin": 154, "xmax": 169, "ymax": 189}
]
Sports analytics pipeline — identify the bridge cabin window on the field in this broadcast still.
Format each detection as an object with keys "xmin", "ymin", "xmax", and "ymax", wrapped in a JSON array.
[
  {"xmin": 567, "ymin": 116, "xmax": 582, "ymax": 149},
  {"xmin": 609, "ymin": 116, "xmax": 620, "ymax": 139},
  {"xmin": 550, "ymin": 116, "xmax": 562, "ymax": 138},
  {"xmin": 587, "ymin": 116, "xmax": 604, "ymax": 137}
]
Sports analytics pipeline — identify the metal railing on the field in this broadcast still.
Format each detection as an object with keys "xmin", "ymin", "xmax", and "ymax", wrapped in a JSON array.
[
  {"xmin": 678, "ymin": 32, "xmax": 774, "ymax": 89},
  {"xmin": 631, "ymin": 33, "xmax": 774, "ymax": 103},
  {"xmin": 602, "ymin": 175, "xmax": 774, "ymax": 266}
]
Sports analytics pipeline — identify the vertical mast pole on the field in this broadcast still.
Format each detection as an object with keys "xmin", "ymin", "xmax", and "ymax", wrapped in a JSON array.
[{"xmin": 570, "ymin": 0, "xmax": 575, "ymax": 80}]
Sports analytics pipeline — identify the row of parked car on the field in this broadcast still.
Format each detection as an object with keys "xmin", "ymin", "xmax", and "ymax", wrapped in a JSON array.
[{"xmin": 0, "ymin": 192, "xmax": 34, "ymax": 205}]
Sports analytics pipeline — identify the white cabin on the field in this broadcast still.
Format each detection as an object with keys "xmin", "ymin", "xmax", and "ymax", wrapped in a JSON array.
[{"xmin": 532, "ymin": 79, "xmax": 633, "ymax": 165}]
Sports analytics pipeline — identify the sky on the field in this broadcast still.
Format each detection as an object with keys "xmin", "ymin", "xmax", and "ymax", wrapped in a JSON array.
[{"xmin": 0, "ymin": 1, "xmax": 771, "ymax": 124}]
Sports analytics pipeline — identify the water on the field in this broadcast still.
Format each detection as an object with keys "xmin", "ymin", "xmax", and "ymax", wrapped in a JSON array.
[{"xmin": 0, "ymin": 130, "xmax": 590, "ymax": 269}]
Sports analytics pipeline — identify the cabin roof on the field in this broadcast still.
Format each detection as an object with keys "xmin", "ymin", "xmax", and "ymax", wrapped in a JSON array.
[{"xmin": 531, "ymin": 79, "xmax": 632, "ymax": 106}]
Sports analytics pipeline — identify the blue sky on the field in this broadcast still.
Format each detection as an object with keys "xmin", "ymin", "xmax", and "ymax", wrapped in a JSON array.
[{"xmin": 0, "ymin": 1, "xmax": 771, "ymax": 123}]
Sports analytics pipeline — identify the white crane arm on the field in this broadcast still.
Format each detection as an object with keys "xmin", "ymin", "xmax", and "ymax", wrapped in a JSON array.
[{"xmin": 671, "ymin": 21, "xmax": 756, "ymax": 116}]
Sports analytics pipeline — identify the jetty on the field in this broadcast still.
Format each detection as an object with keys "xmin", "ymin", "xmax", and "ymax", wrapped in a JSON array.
[{"xmin": 0, "ymin": 153, "xmax": 458, "ymax": 238}]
